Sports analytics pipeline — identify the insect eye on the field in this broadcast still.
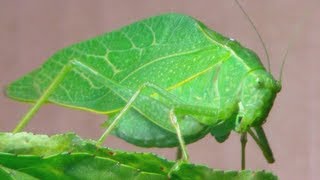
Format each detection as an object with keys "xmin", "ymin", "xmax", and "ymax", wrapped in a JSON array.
[{"xmin": 255, "ymin": 78, "xmax": 264, "ymax": 89}]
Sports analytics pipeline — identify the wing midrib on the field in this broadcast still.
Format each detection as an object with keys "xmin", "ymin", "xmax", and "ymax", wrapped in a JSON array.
[
  {"xmin": 119, "ymin": 46, "xmax": 214, "ymax": 83},
  {"xmin": 197, "ymin": 24, "xmax": 251, "ymax": 71}
]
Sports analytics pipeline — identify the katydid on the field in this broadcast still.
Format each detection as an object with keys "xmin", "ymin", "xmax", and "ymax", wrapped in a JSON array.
[{"xmin": 6, "ymin": 9, "xmax": 281, "ymax": 169}]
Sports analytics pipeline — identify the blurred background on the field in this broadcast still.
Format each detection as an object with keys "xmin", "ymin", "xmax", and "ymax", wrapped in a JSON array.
[{"xmin": 0, "ymin": 0, "xmax": 319, "ymax": 179}]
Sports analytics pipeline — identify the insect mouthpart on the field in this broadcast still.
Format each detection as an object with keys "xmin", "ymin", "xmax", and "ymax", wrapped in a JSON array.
[
  {"xmin": 235, "ymin": 70, "xmax": 280, "ymax": 133},
  {"xmin": 275, "ymin": 80, "xmax": 282, "ymax": 93}
]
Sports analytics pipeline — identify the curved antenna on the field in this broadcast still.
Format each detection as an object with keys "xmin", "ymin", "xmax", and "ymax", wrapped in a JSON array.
[
  {"xmin": 279, "ymin": 39, "xmax": 291, "ymax": 83},
  {"xmin": 279, "ymin": 9, "xmax": 309, "ymax": 82},
  {"xmin": 234, "ymin": 0, "xmax": 271, "ymax": 72}
]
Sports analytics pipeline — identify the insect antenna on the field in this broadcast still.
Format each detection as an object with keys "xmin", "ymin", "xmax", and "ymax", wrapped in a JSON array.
[
  {"xmin": 278, "ymin": 38, "xmax": 291, "ymax": 83},
  {"xmin": 234, "ymin": 0, "xmax": 271, "ymax": 73},
  {"xmin": 279, "ymin": 13, "xmax": 307, "ymax": 82}
]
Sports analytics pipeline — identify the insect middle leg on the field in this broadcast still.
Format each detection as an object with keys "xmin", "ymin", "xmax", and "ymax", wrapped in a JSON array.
[{"xmin": 95, "ymin": 82, "xmax": 190, "ymax": 162}]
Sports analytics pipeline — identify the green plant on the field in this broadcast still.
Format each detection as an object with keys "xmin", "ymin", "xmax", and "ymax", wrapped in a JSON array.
[{"xmin": 0, "ymin": 132, "xmax": 277, "ymax": 179}]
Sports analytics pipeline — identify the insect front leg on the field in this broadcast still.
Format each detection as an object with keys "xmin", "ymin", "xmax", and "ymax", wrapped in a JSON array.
[
  {"xmin": 237, "ymin": 114, "xmax": 249, "ymax": 170},
  {"xmin": 240, "ymin": 132, "xmax": 247, "ymax": 170},
  {"xmin": 96, "ymin": 82, "xmax": 192, "ymax": 160}
]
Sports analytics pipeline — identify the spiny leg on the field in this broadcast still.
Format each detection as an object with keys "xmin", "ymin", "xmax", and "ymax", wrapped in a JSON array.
[{"xmin": 13, "ymin": 63, "xmax": 73, "ymax": 133}]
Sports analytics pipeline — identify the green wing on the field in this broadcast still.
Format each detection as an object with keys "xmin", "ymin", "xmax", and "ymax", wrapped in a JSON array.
[
  {"xmin": 6, "ymin": 13, "xmax": 265, "ymax": 147},
  {"xmin": 6, "ymin": 13, "xmax": 237, "ymax": 113},
  {"xmin": 6, "ymin": 13, "xmax": 265, "ymax": 117}
]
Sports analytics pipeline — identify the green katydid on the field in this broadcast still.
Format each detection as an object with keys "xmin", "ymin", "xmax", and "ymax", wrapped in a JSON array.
[{"xmin": 5, "ymin": 3, "xmax": 283, "ymax": 170}]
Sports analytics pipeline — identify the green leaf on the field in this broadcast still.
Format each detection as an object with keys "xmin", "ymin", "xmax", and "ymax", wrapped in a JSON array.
[
  {"xmin": 0, "ymin": 165, "xmax": 38, "ymax": 180},
  {"xmin": 0, "ymin": 132, "xmax": 173, "ymax": 175},
  {"xmin": 171, "ymin": 164, "xmax": 278, "ymax": 180},
  {"xmin": 0, "ymin": 153, "xmax": 167, "ymax": 180},
  {"xmin": 0, "ymin": 132, "xmax": 277, "ymax": 180}
]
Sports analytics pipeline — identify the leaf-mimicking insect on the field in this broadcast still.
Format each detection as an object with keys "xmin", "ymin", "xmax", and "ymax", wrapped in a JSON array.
[{"xmin": 6, "ymin": 1, "xmax": 285, "ymax": 170}]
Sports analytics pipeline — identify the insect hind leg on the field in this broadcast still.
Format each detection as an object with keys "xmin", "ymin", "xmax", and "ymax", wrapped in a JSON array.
[{"xmin": 13, "ymin": 63, "xmax": 73, "ymax": 133}]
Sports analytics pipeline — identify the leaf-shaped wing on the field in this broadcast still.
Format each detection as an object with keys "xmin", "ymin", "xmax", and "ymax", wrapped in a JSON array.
[{"xmin": 6, "ymin": 13, "xmax": 237, "ymax": 113}]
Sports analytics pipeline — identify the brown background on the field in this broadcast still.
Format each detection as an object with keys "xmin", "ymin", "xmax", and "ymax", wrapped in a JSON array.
[{"xmin": 1, "ymin": 0, "xmax": 319, "ymax": 179}]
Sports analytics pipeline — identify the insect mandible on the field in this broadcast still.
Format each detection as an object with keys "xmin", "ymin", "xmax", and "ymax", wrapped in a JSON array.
[{"xmin": 6, "ymin": 1, "xmax": 285, "ymax": 169}]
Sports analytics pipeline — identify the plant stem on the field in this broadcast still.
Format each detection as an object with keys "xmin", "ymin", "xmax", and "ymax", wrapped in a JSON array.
[{"xmin": 13, "ymin": 64, "xmax": 72, "ymax": 133}]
